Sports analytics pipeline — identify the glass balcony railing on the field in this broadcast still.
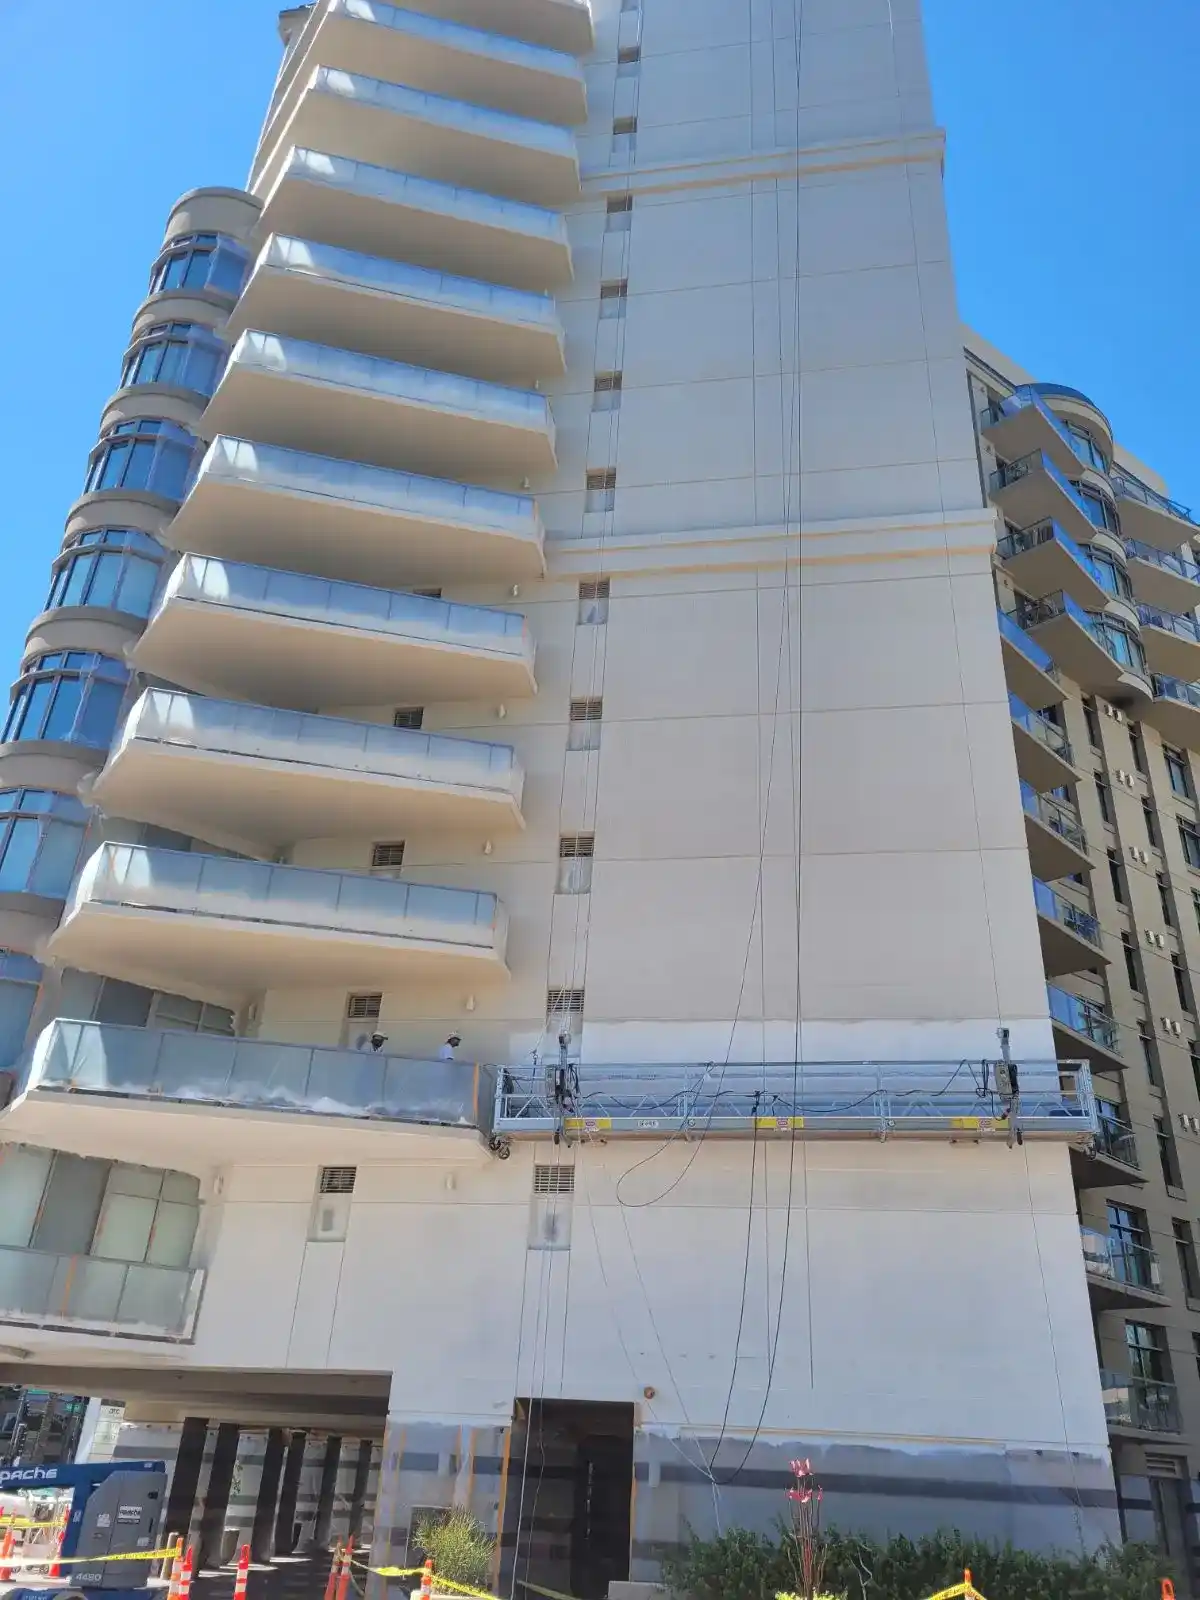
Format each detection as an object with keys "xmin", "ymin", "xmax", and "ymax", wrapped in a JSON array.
[
  {"xmin": 1093, "ymin": 1113, "xmax": 1139, "ymax": 1170},
  {"xmin": 162, "ymin": 554, "xmax": 534, "ymax": 663},
  {"xmin": 114, "ymin": 688, "xmax": 523, "ymax": 800},
  {"xmin": 67, "ymin": 843, "xmax": 508, "ymax": 955},
  {"xmin": 1152, "ymin": 675, "xmax": 1200, "ymax": 713},
  {"xmin": 984, "ymin": 387, "xmax": 1076, "ymax": 449},
  {"xmin": 990, "ymin": 450, "xmax": 1090, "ymax": 518},
  {"xmin": 0, "ymin": 1242, "xmax": 202, "ymax": 1340},
  {"xmin": 1080, "ymin": 1226, "xmax": 1163, "ymax": 1293},
  {"xmin": 1100, "ymin": 1371, "xmax": 1181, "ymax": 1434},
  {"xmin": 1125, "ymin": 540, "xmax": 1200, "ymax": 585},
  {"xmin": 1046, "ymin": 984, "xmax": 1120, "ymax": 1054},
  {"xmin": 1137, "ymin": 605, "xmax": 1200, "ymax": 644},
  {"xmin": 225, "ymin": 329, "xmax": 553, "ymax": 435},
  {"xmin": 1009, "ymin": 694, "xmax": 1074, "ymax": 765},
  {"xmin": 996, "ymin": 607, "xmax": 1059, "ymax": 678},
  {"xmin": 1032, "ymin": 879, "xmax": 1101, "ymax": 947},
  {"xmin": 1020, "ymin": 591, "xmax": 1150, "ymax": 677},
  {"xmin": 26, "ymin": 1018, "xmax": 493, "ymax": 1133},
  {"xmin": 1020, "ymin": 782, "xmax": 1086, "ymax": 851},
  {"xmin": 996, "ymin": 517, "xmax": 1093, "ymax": 573},
  {"xmin": 1112, "ymin": 470, "xmax": 1197, "ymax": 530}
]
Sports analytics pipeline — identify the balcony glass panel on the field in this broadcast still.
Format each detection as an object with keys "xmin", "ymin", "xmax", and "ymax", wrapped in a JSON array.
[
  {"xmin": 1080, "ymin": 1226, "xmax": 1161, "ymax": 1292},
  {"xmin": 1046, "ymin": 984, "xmax": 1119, "ymax": 1052},
  {"xmin": 996, "ymin": 607, "xmax": 1057, "ymax": 676},
  {"xmin": 1126, "ymin": 540, "xmax": 1200, "ymax": 584},
  {"xmin": 1023, "ymin": 592, "xmax": 1149, "ymax": 676},
  {"xmin": 332, "ymin": 0, "xmax": 580, "ymax": 77},
  {"xmin": 990, "ymin": 450, "xmax": 1089, "ymax": 517},
  {"xmin": 1100, "ymin": 1372, "xmax": 1181, "ymax": 1433},
  {"xmin": 1008, "ymin": 695, "xmax": 1073, "ymax": 763},
  {"xmin": 1113, "ymin": 470, "xmax": 1198, "ymax": 530},
  {"xmin": 1032, "ymin": 879, "xmax": 1101, "ymax": 946},
  {"xmin": 984, "ymin": 387, "xmax": 1074, "ymax": 450},
  {"xmin": 997, "ymin": 518, "xmax": 1090, "ymax": 569},
  {"xmin": 1138, "ymin": 606, "xmax": 1200, "ymax": 645},
  {"xmin": 1154, "ymin": 675, "xmax": 1200, "ymax": 712},
  {"xmin": 1094, "ymin": 1113, "xmax": 1139, "ymax": 1169},
  {"xmin": 0, "ymin": 1242, "xmax": 199, "ymax": 1337},
  {"xmin": 1020, "ymin": 782, "xmax": 1086, "ymax": 851}
]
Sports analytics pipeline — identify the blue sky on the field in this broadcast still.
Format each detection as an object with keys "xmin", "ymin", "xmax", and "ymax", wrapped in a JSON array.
[{"xmin": 0, "ymin": 0, "xmax": 1196, "ymax": 673}]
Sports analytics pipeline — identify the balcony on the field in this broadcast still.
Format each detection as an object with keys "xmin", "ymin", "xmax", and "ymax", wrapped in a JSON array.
[
  {"xmin": 1031, "ymin": 384, "xmax": 1114, "ymax": 461},
  {"xmin": 1112, "ymin": 469, "xmax": 1200, "ymax": 553},
  {"xmin": 995, "ymin": 520, "xmax": 1110, "ymax": 610},
  {"xmin": 1018, "ymin": 592, "xmax": 1152, "ymax": 704},
  {"xmin": 203, "ymin": 331, "xmax": 556, "ymax": 484},
  {"xmin": 1145, "ymin": 675, "xmax": 1200, "ymax": 752},
  {"xmin": 257, "ymin": 0, "xmax": 587, "ymax": 163},
  {"xmin": 227, "ymin": 234, "xmax": 565, "ymax": 384},
  {"xmin": 980, "ymin": 388, "xmax": 1085, "ymax": 480},
  {"xmin": 996, "ymin": 608, "xmax": 1065, "ymax": 709},
  {"xmin": 1032, "ymin": 879, "xmax": 1106, "ymax": 977},
  {"xmin": 257, "ymin": 149, "xmax": 573, "ymax": 293},
  {"xmin": 133, "ymin": 555, "xmax": 538, "ymax": 708},
  {"xmin": 1136, "ymin": 605, "xmax": 1200, "ymax": 682},
  {"xmin": 1, "ymin": 1018, "xmax": 496, "ymax": 1170},
  {"xmin": 0, "ymin": 1244, "xmax": 203, "ymax": 1343},
  {"xmin": 1070, "ymin": 1112, "xmax": 1142, "ymax": 1190},
  {"xmin": 90, "ymin": 689, "xmax": 525, "ymax": 854},
  {"xmin": 1020, "ymin": 782, "xmax": 1089, "ymax": 881},
  {"xmin": 1125, "ymin": 539, "xmax": 1200, "ymax": 615},
  {"xmin": 254, "ymin": 68, "xmax": 580, "ymax": 207},
  {"xmin": 1047, "ymin": 984, "xmax": 1124, "ymax": 1073},
  {"xmin": 1080, "ymin": 1227, "xmax": 1167, "ymax": 1311},
  {"xmin": 989, "ymin": 452, "xmax": 1099, "ymax": 549},
  {"xmin": 1009, "ymin": 694, "xmax": 1077, "ymax": 792},
  {"xmin": 1100, "ymin": 1372, "xmax": 1182, "ymax": 1436},
  {"xmin": 170, "ymin": 438, "xmax": 544, "ymax": 589},
  {"xmin": 46, "ymin": 843, "xmax": 510, "ymax": 1001}
]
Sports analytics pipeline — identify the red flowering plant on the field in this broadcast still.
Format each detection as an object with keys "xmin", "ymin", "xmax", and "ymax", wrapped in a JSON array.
[{"xmin": 778, "ymin": 1458, "xmax": 832, "ymax": 1600}]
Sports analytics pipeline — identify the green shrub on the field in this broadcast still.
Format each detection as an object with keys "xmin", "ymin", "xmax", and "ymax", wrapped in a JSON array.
[
  {"xmin": 662, "ymin": 1524, "xmax": 1171, "ymax": 1600},
  {"xmin": 411, "ymin": 1507, "xmax": 496, "ymax": 1591}
]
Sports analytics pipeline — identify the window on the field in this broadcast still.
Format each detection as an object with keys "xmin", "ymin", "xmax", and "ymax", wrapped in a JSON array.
[
  {"xmin": 1140, "ymin": 1024, "xmax": 1163, "ymax": 1088},
  {"xmin": 149, "ymin": 231, "xmax": 248, "ymax": 297},
  {"xmin": 1173, "ymin": 952, "xmax": 1193, "ymax": 1012},
  {"xmin": 1159, "ymin": 872, "xmax": 1175, "ymax": 927},
  {"xmin": 605, "ymin": 195, "xmax": 633, "ymax": 231},
  {"xmin": 46, "ymin": 528, "xmax": 164, "ymax": 620},
  {"xmin": 84, "ymin": 418, "xmax": 196, "ymax": 502},
  {"xmin": 1079, "ymin": 484, "xmax": 1120, "ymax": 532},
  {"xmin": 1181, "ymin": 820, "xmax": 1200, "ymax": 871},
  {"xmin": 120, "ymin": 322, "xmax": 225, "ymax": 398},
  {"xmin": 3, "ymin": 651, "xmax": 129, "ymax": 750},
  {"xmin": 1166, "ymin": 747, "xmax": 1192, "ymax": 800},
  {"xmin": 1144, "ymin": 798, "xmax": 1161, "ymax": 850},
  {"xmin": 1130, "ymin": 727, "xmax": 1148, "ymax": 775},
  {"xmin": 1083, "ymin": 698, "xmax": 1102, "ymax": 749},
  {"xmin": 1070, "ymin": 426, "xmax": 1110, "ymax": 474},
  {"xmin": 599, "ymin": 280, "xmax": 628, "ymax": 319},
  {"xmin": 1158, "ymin": 1119, "xmax": 1184, "ymax": 1192},
  {"xmin": 593, "ymin": 372, "xmax": 622, "ymax": 411},
  {"xmin": 1175, "ymin": 1220, "xmax": 1199, "ymax": 1296},
  {"xmin": 1087, "ymin": 548, "xmax": 1133, "ymax": 600},
  {"xmin": 557, "ymin": 834, "xmax": 595, "ymax": 895},
  {"xmin": 1124, "ymin": 932, "xmax": 1143, "ymax": 994},
  {"xmin": 1095, "ymin": 774, "xmax": 1113, "ymax": 824},
  {"xmin": 0, "ymin": 948, "xmax": 41, "ymax": 1071},
  {"xmin": 1192, "ymin": 1041, "xmax": 1200, "ymax": 1101},
  {"xmin": 393, "ymin": 707, "xmax": 424, "ymax": 730},
  {"xmin": 1108, "ymin": 848, "xmax": 1126, "ymax": 904},
  {"xmin": 0, "ymin": 1151, "xmax": 199, "ymax": 1269},
  {"xmin": 585, "ymin": 469, "xmax": 617, "ymax": 512},
  {"xmin": 149, "ymin": 991, "xmax": 234, "ymax": 1036},
  {"xmin": 370, "ymin": 841, "xmax": 406, "ymax": 876},
  {"xmin": 568, "ymin": 697, "xmax": 603, "ymax": 750},
  {"xmin": 1128, "ymin": 1321, "xmax": 1170, "ymax": 1384},
  {"xmin": 1193, "ymin": 889, "xmax": 1200, "ymax": 935},
  {"xmin": 1093, "ymin": 615, "xmax": 1149, "ymax": 675},
  {"xmin": 0, "ymin": 790, "xmax": 89, "ymax": 901},
  {"xmin": 578, "ymin": 579, "xmax": 610, "ymax": 625}
]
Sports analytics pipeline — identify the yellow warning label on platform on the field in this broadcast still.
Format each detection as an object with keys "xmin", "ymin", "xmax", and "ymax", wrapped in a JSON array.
[
  {"xmin": 754, "ymin": 1116, "xmax": 805, "ymax": 1131},
  {"xmin": 562, "ymin": 1117, "xmax": 611, "ymax": 1132}
]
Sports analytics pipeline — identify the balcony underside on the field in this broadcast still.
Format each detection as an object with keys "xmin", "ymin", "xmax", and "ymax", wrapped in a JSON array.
[
  {"xmin": 1084, "ymin": 1271, "xmax": 1168, "ymax": 1314},
  {"xmin": 1026, "ymin": 615, "xmax": 1152, "ymax": 703},
  {"xmin": 46, "ymin": 901, "xmax": 509, "ymax": 1007},
  {"xmin": 1000, "ymin": 538, "xmax": 1109, "ymax": 610},
  {"xmin": 226, "ymin": 250, "xmax": 566, "ymax": 385},
  {"xmin": 981, "ymin": 405, "xmax": 1079, "ymax": 480},
  {"xmin": 133, "ymin": 595, "xmax": 537, "ymax": 709},
  {"xmin": 1050, "ymin": 1016, "xmax": 1125, "ymax": 1075},
  {"xmin": 998, "ymin": 632, "xmax": 1066, "ymax": 709},
  {"xmin": 393, "ymin": 0, "xmax": 594, "ymax": 54},
  {"xmin": 1139, "ymin": 619, "xmax": 1200, "ymax": 682},
  {"xmin": 1023, "ymin": 809, "xmax": 1090, "ymax": 882},
  {"xmin": 1116, "ymin": 494, "xmax": 1197, "ymax": 554},
  {"xmin": 202, "ymin": 353, "xmax": 556, "ymax": 484},
  {"xmin": 1126, "ymin": 551, "xmax": 1200, "ymax": 615},
  {"xmin": 1010, "ymin": 718, "xmax": 1077, "ymax": 792},
  {"xmin": 1070, "ymin": 1144, "xmax": 1144, "ymax": 1190},
  {"xmin": 257, "ymin": 152, "xmax": 574, "ymax": 293},
  {"xmin": 1036, "ymin": 909, "xmax": 1106, "ymax": 978},
  {"xmin": 992, "ymin": 467, "xmax": 1094, "ymax": 548},
  {"xmin": 1145, "ymin": 691, "xmax": 1200, "ymax": 751},
  {"xmin": 90, "ymin": 737, "xmax": 524, "ymax": 856}
]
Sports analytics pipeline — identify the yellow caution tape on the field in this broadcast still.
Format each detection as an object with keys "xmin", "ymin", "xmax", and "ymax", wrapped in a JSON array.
[
  {"xmin": 349, "ymin": 1561, "xmax": 498, "ymax": 1599},
  {"xmin": 924, "ymin": 1584, "xmax": 985, "ymax": 1600},
  {"xmin": 2, "ymin": 1546, "xmax": 178, "ymax": 1570},
  {"xmin": 513, "ymin": 1580, "xmax": 586, "ymax": 1600}
]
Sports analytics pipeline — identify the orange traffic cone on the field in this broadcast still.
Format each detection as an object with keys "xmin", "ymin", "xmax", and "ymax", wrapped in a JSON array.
[
  {"xmin": 421, "ymin": 1558, "xmax": 434, "ymax": 1600},
  {"xmin": 1162, "ymin": 1582, "xmax": 1176, "ymax": 1600},
  {"xmin": 47, "ymin": 1522, "xmax": 66, "ymax": 1579},
  {"xmin": 232, "ymin": 1542, "xmax": 251, "ymax": 1600},
  {"xmin": 0, "ymin": 1525, "xmax": 15, "ymax": 1583},
  {"xmin": 334, "ymin": 1536, "xmax": 355, "ymax": 1600},
  {"xmin": 323, "ymin": 1542, "xmax": 344, "ymax": 1600},
  {"xmin": 178, "ymin": 1543, "xmax": 196, "ymax": 1600}
]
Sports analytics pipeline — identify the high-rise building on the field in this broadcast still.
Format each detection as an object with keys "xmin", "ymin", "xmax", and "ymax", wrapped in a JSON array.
[{"xmin": 1, "ymin": 0, "xmax": 1179, "ymax": 1587}]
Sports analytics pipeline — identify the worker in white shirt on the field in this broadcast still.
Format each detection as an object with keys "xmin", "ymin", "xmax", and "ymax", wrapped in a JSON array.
[{"xmin": 437, "ymin": 1034, "xmax": 462, "ymax": 1062}]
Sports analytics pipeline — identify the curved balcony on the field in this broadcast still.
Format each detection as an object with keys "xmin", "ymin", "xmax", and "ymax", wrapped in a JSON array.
[
  {"xmin": 4, "ymin": 1019, "xmax": 496, "ymax": 1170},
  {"xmin": 1020, "ymin": 782, "xmax": 1089, "ymax": 881},
  {"xmin": 257, "ymin": 0, "xmax": 587, "ymax": 166},
  {"xmin": 1018, "ymin": 592, "xmax": 1152, "ymax": 704},
  {"xmin": 46, "ymin": 843, "xmax": 510, "ymax": 1000},
  {"xmin": 134, "ymin": 555, "xmax": 537, "ymax": 708},
  {"xmin": 1046, "ymin": 984, "xmax": 1123, "ymax": 1073},
  {"xmin": 1009, "ymin": 694, "xmax": 1076, "ymax": 792},
  {"xmin": 257, "ymin": 148, "xmax": 573, "ymax": 293},
  {"xmin": 1101, "ymin": 1372, "xmax": 1182, "ymax": 1436},
  {"xmin": 996, "ymin": 519, "xmax": 1110, "ymax": 610},
  {"xmin": 254, "ymin": 68, "xmax": 579, "ymax": 207},
  {"xmin": 1112, "ymin": 469, "xmax": 1199, "ymax": 553},
  {"xmin": 90, "ymin": 689, "xmax": 525, "ymax": 853},
  {"xmin": 996, "ymin": 608, "xmax": 1065, "ymax": 709},
  {"xmin": 1080, "ymin": 1226, "xmax": 1166, "ymax": 1311},
  {"xmin": 1146, "ymin": 674, "xmax": 1200, "ymax": 751},
  {"xmin": 989, "ymin": 452, "xmax": 1101, "ymax": 550},
  {"xmin": 203, "ymin": 331, "xmax": 555, "ymax": 483},
  {"xmin": 1032, "ymin": 878, "xmax": 1105, "ymax": 977},
  {"xmin": 170, "ymin": 437, "xmax": 544, "ymax": 588},
  {"xmin": 1031, "ymin": 384, "xmax": 1114, "ymax": 464},
  {"xmin": 980, "ymin": 388, "xmax": 1082, "ymax": 480},
  {"xmin": 1070, "ymin": 1111, "xmax": 1142, "ymax": 1191},
  {"xmin": 229, "ymin": 234, "xmax": 564, "ymax": 385},
  {"xmin": 1125, "ymin": 539, "xmax": 1200, "ymax": 615},
  {"xmin": 1136, "ymin": 605, "xmax": 1200, "ymax": 682},
  {"xmin": 0, "ymin": 1243, "xmax": 203, "ymax": 1343}
]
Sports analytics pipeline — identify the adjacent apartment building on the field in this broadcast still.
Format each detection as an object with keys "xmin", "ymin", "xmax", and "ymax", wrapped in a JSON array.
[{"xmin": 0, "ymin": 0, "xmax": 1190, "ymax": 1588}]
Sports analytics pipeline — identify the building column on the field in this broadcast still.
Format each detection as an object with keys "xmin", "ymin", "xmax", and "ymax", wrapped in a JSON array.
[
  {"xmin": 273, "ymin": 1431, "xmax": 308, "ymax": 1557},
  {"xmin": 313, "ymin": 1437, "xmax": 341, "ymax": 1550},
  {"xmin": 347, "ymin": 1439, "xmax": 374, "ymax": 1542},
  {"xmin": 364, "ymin": 1421, "xmax": 404, "ymax": 1600},
  {"xmin": 223, "ymin": 1429, "xmax": 267, "ymax": 1550},
  {"xmin": 195, "ymin": 1423, "xmax": 240, "ymax": 1569},
  {"xmin": 163, "ymin": 1417, "xmax": 209, "ymax": 1544},
  {"xmin": 250, "ymin": 1428, "xmax": 287, "ymax": 1565}
]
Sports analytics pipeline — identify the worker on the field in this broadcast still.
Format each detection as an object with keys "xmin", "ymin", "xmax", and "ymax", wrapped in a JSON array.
[{"xmin": 438, "ymin": 1034, "xmax": 462, "ymax": 1061}]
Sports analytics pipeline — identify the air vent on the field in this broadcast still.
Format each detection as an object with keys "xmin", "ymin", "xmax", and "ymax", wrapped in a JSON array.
[
  {"xmin": 585, "ymin": 470, "xmax": 616, "ymax": 493},
  {"xmin": 606, "ymin": 195, "xmax": 633, "ymax": 215},
  {"xmin": 613, "ymin": 116, "xmax": 637, "ymax": 136},
  {"xmin": 320, "ymin": 1166, "xmax": 356, "ymax": 1195},
  {"xmin": 579, "ymin": 580, "xmax": 610, "ymax": 601},
  {"xmin": 371, "ymin": 841, "xmax": 406, "ymax": 870},
  {"xmin": 1144, "ymin": 1452, "xmax": 1184, "ymax": 1478},
  {"xmin": 393, "ymin": 707, "xmax": 424, "ymax": 730},
  {"xmin": 570, "ymin": 698, "xmax": 603, "ymax": 722},
  {"xmin": 559, "ymin": 835, "xmax": 595, "ymax": 858},
  {"xmin": 346, "ymin": 993, "xmax": 382, "ymax": 1020},
  {"xmin": 411, "ymin": 587, "xmax": 443, "ymax": 599},
  {"xmin": 534, "ymin": 1165, "xmax": 575, "ymax": 1195},
  {"xmin": 599, "ymin": 280, "xmax": 628, "ymax": 306},
  {"xmin": 547, "ymin": 986, "xmax": 585, "ymax": 1017}
]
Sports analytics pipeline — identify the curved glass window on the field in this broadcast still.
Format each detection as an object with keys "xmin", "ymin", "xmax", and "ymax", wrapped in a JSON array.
[
  {"xmin": 1068, "ymin": 423, "xmax": 1109, "ymax": 472},
  {"xmin": 1079, "ymin": 485, "xmax": 1121, "ymax": 535},
  {"xmin": 0, "ymin": 790, "xmax": 89, "ymax": 900},
  {"xmin": 149, "ymin": 232, "xmax": 248, "ymax": 298},
  {"xmin": 84, "ymin": 419, "xmax": 196, "ymax": 502},
  {"xmin": 1085, "ymin": 547, "xmax": 1133, "ymax": 602},
  {"xmin": 0, "ymin": 948, "xmax": 41, "ymax": 1069},
  {"xmin": 1092, "ymin": 616, "xmax": 1148, "ymax": 675},
  {"xmin": 3, "ymin": 652, "xmax": 130, "ymax": 750},
  {"xmin": 121, "ymin": 323, "xmax": 225, "ymax": 398},
  {"xmin": 46, "ymin": 529, "xmax": 165, "ymax": 620}
]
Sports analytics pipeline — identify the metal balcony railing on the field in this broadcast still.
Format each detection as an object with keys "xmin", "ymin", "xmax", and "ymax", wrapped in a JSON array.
[
  {"xmin": 1032, "ymin": 879, "xmax": 1102, "ymax": 947},
  {"xmin": 997, "ymin": 607, "xmax": 1060, "ymax": 678},
  {"xmin": 1138, "ymin": 605, "xmax": 1200, "ymax": 644},
  {"xmin": 1046, "ymin": 984, "xmax": 1120, "ymax": 1053},
  {"xmin": 1112, "ymin": 470, "xmax": 1197, "ymax": 530},
  {"xmin": 1094, "ymin": 1113, "xmax": 1139, "ymax": 1169},
  {"xmin": 1009, "ymin": 694, "xmax": 1074, "ymax": 764},
  {"xmin": 1125, "ymin": 540, "xmax": 1200, "ymax": 585},
  {"xmin": 1100, "ymin": 1371, "xmax": 1181, "ymax": 1434},
  {"xmin": 1081, "ymin": 1227, "xmax": 1163, "ymax": 1293},
  {"xmin": 0, "ymin": 1243, "xmax": 203, "ymax": 1341},
  {"xmin": 1020, "ymin": 781, "xmax": 1086, "ymax": 852}
]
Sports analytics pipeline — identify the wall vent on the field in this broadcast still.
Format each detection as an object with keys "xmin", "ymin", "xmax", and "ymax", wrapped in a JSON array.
[
  {"xmin": 547, "ymin": 986, "xmax": 585, "ymax": 1018},
  {"xmin": 346, "ymin": 993, "xmax": 382, "ymax": 1020},
  {"xmin": 1144, "ymin": 1452, "xmax": 1184, "ymax": 1478},
  {"xmin": 371, "ymin": 841, "xmax": 407, "ymax": 873},
  {"xmin": 320, "ymin": 1166, "xmax": 357, "ymax": 1195},
  {"xmin": 534, "ymin": 1165, "xmax": 575, "ymax": 1195}
]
